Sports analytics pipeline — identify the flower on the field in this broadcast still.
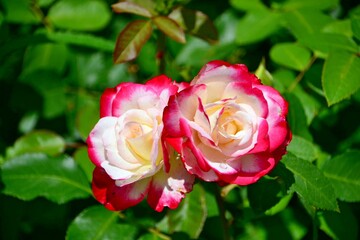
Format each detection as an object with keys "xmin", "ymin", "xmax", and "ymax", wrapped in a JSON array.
[
  {"xmin": 162, "ymin": 61, "xmax": 291, "ymax": 185},
  {"xmin": 87, "ymin": 75, "xmax": 194, "ymax": 211}
]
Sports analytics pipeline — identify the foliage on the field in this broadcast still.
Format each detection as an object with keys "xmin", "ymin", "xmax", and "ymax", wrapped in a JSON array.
[{"xmin": 0, "ymin": 0, "xmax": 359, "ymax": 239}]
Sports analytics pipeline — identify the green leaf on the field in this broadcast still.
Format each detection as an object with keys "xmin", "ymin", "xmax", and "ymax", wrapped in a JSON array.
[
  {"xmin": 43, "ymin": 30, "xmax": 114, "ymax": 52},
  {"xmin": 160, "ymin": 184, "xmax": 207, "ymax": 238},
  {"xmin": 284, "ymin": 93, "xmax": 313, "ymax": 141},
  {"xmin": 287, "ymin": 135, "xmax": 318, "ymax": 162},
  {"xmin": 235, "ymin": 10, "xmax": 280, "ymax": 45},
  {"xmin": 5, "ymin": 130, "xmax": 65, "ymax": 159},
  {"xmin": 168, "ymin": 8, "xmax": 218, "ymax": 44},
  {"xmin": 66, "ymin": 206, "xmax": 138, "ymax": 240},
  {"xmin": 282, "ymin": 154, "xmax": 339, "ymax": 211},
  {"xmin": 47, "ymin": 0, "xmax": 111, "ymax": 31},
  {"xmin": 255, "ymin": 58, "xmax": 273, "ymax": 86},
  {"xmin": 322, "ymin": 51, "xmax": 360, "ymax": 106},
  {"xmin": 283, "ymin": 10, "xmax": 333, "ymax": 40},
  {"xmin": 351, "ymin": 13, "xmax": 360, "ymax": 40},
  {"xmin": 153, "ymin": 16, "xmax": 185, "ymax": 43},
  {"xmin": 1, "ymin": 153, "xmax": 91, "ymax": 203},
  {"xmin": 76, "ymin": 99, "xmax": 99, "ymax": 141},
  {"xmin": 318, "ymin": 203, "xmax": 358, "ymax": 240},
  {"xmin": 2, "ymin": 0, "xmax": 41, "ymax": 24},
  {"xmin": 323, "ymin": 19, "xmax": 353, "ymax": 38},
  {"xmin": 22, "ymin": 43, "xmax": 68, "ymax": 77},
  {"xmin": 112, "ymin": 1, "xmax": 152, "ymax": 17},
  {"xmin": 322, "ymin": 151, "xmax": 360, "ymax": 202},
  {"xmin": 299, "ymin": 33, "xmax": 358, "ymax": 56},
  {"xmin": 114, "ymin": 20, "xmax": 153, "ymax": 64},
  {"xmin": 230, "ymin": 0, "xmax": 267, "ymax": 11},
  {"xmin": 73, "ymin": 147, "xmax": 94, "ymax": 183},
  {"xmin": 270, "ymin": 43, "xmax": 312, "ymax": 71},
  {"xmin": 281, "ymin": 0, "xmax": 339, "ymax": 10}
]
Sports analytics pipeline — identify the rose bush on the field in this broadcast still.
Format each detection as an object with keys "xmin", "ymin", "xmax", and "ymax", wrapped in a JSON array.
[
  {"xmin": 87, "ymin": 75, "xmax": 194, "ymax": 212},
  {"xmin": 162, "ymin": 60, "xmax": 291, "ymax": 185}
]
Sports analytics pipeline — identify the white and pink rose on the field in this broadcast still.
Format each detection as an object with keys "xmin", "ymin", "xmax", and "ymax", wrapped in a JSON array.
[
  {"xmin": 87, "ymin": 75, "xmax": 194, "ymax": 212},
  {"xmin": 162, "ymin": 61, "xmax": 291, "ymax": 185},
  {"xmin": 87, "ymin": 61, "xmax": 291, "ymax": 211}
]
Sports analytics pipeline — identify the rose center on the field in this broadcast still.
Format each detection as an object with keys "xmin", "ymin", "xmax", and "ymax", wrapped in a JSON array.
[{"xmin": 123, "ymin": 122, "xmax": 144, "ymax": 138}]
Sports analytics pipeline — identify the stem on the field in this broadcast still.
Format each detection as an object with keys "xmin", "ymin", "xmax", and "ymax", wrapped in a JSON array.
[
  {"xmin": 214, "ymin": 185, "xmax": 231, "ymax": 240},
  {"xmin": 287, "ymin": 55, "xmax": 317, "ymax": 92},
  {"xmin": 157, "ymin": 32, "xmax": 167, "ymax": 74}
]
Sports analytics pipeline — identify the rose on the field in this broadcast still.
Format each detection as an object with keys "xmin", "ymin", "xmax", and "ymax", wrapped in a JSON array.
[
  {"xmin": 87, "ymin": 75, "xmax": 194, "ymax": 211},
  {"xmin": 162, "ymin": 61, "xmax": 291, "ymax": 185}
]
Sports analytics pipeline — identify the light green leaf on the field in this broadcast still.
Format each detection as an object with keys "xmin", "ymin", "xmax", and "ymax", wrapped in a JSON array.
[
  {"xmin": 18, "ymin": 111, "xmax": 39, "ymax": 134},
  {"xmin": 22, "ymin": 43, "xmax": 68, "ymax": 77},
  {"xmin": 47, "ymin": 0, "xmax": 111, "ymax": 31},
  {"xmin": 2, "ymin": 0, "xmax": 41, "ymax": 24},
  {"xmin": 255, "ymin": 58, "xmax": 273, "ymax": 86},
  {"xmin": 153, "ymin": 16, "xmax": 185, "ymax": 43},
  {"xmin": 43, "ymin": 30, "xmax": 114, "ymax": 52},
  {"xmin": 287, "ymin": 135, "xmax": 318, "ymax": 162},
  {"xmin": 114, "ymin": 20, "xmax": 153, "ymax": 64},
  {"xmin": 281, "ymin": 0, "xmax": 339, "ymax": 10},
  {"xmin": 282, "ymin": 154, "xmax": 339, "ymax": 211},
  {"xmin": 5, "ymin": 130, "xmax": 65, "ymax": 159},
  {"xmin": 230, "ymin": 0, "xmax": 267, "ymax": 11},
  {"xmin": 299, "ymin": 33, "xmax": 358, "ymax": 56},
  {"xmin": 283, "ymin": 10, "xmax": 333, "ymax": 40},
  {"xmin": 270, "ymin": 43, "xmax": 312, "ymax": 71},
  {"xmin": 66, "ymin": 206, "xmax": 138, "ymax": 240},
  {"xmin": 351, "ymin": 13, "xmax": 360, "ymax": 40},
  {"xmin": 112, "ymin": 1, "xmax": 152, "ymax": 17},
  {"xmin": 73, "ymin": 147, "xmax": 94, "ymax": 183},
  {"xmin": 1, "ymin": 153, "xmax": 91, "ymax": 203},
  {"xmin": 159, "ymin": 184, "xmax": 207, "ymax": 238},
  {"xmin": 235, "ymin": 10, "xmax": 280, "ymax": 45},
  {"xmin": 322, "ymin": 19, "xmax": 353, "ymax": 38},
  {"xmin": 168, "ymin": 8, "xmax": 218, "ymax": 44},
  {"xmin": 322, "ymin": 51, "xmax": 360, "ymax": 106},
  {"xmin": 322, "ymin": 151, "xmax": 360, "ymax": 202}
]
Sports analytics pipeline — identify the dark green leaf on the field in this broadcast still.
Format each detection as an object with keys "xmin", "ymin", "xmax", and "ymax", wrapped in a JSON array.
[
  {"xmin": 322, "ymin": 151, "xmax": 360, "ymax": 202},
  {"xmin": 270, "ymin": 43, "xmax": 312, "ymax": 71},
  {"xmin": 5, "ymin": 130, "xmax": 65, "ymax": 159},
  {"xmin": 76, "ymin": 99, "xmax": 99, "ymax": 141},
  {"xmin": 73, "ymin": 147, "xmax": 94, "ymax": 183},
  {"xmin": 161, "ymin": 184, "xmax": 207, "ymax": 238},
  {"xmin": 43, "ymin": 30, "xmax": 114, "ymax": 52},
  {"xmin": 287, "ymin": 135, "xmax": 318, "ymax": 161},
  {"xmin": 112, "ymin": 1, "xmax": 152, "ymax": 17},
  {"xmin": 22, "ymin": 43, "xmax": 68, "ymax": 77},
  {"xmin": 153, "ymin": 16, "xmax": 185, "ymax": 43},
  {"xmin": 299, "ymin": 33, "xmax": 358, "ymax": 56},
  {"xmin": 1, "ymin": 153, "xmax": 91, "ymax": 203},
  {"xmin": 47, "ymin": 0, "xmax": 111, "ymax": 31},
  {"xmin": 318, "ymin": 203, "xmax": 358, "ymax": 240},
  {"xmin": 282, "ymin": 154, "xmax": 339, "ymax": 211},
  {"xmin": 66, "ymin": 206, "xmax": 138, "ymax": 240},
  {"xmin": 284, "ymin": 93, "xmax": 313, "ymax": 140},
  {"xmin": 322, "ymin": 51, "xmax": 360, "ymax": 106},
  {"xmin": 2, "ymin": 0, "xmax": 41, "ymax": 24},
  {"xmin": 235, "ymin": 10, "xmax": 280, "ymax": 45},
  {"xmin": 351, "ymin": 13, "xmax": 360, "ymax": 40},
  {"xmin": 283, "ymin": 10, "xmax": 333, "ymax": 40},
  {"xmin": 281, "ymin": 0, "xmax": 339, "ymax": 10},
  {"xmin": 113, "ymin": 20, "xmax": 153, "ymax": 64},
  {"xmin": 169, "ymin": 8, "xmax": 218, "ymax": 44}
]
